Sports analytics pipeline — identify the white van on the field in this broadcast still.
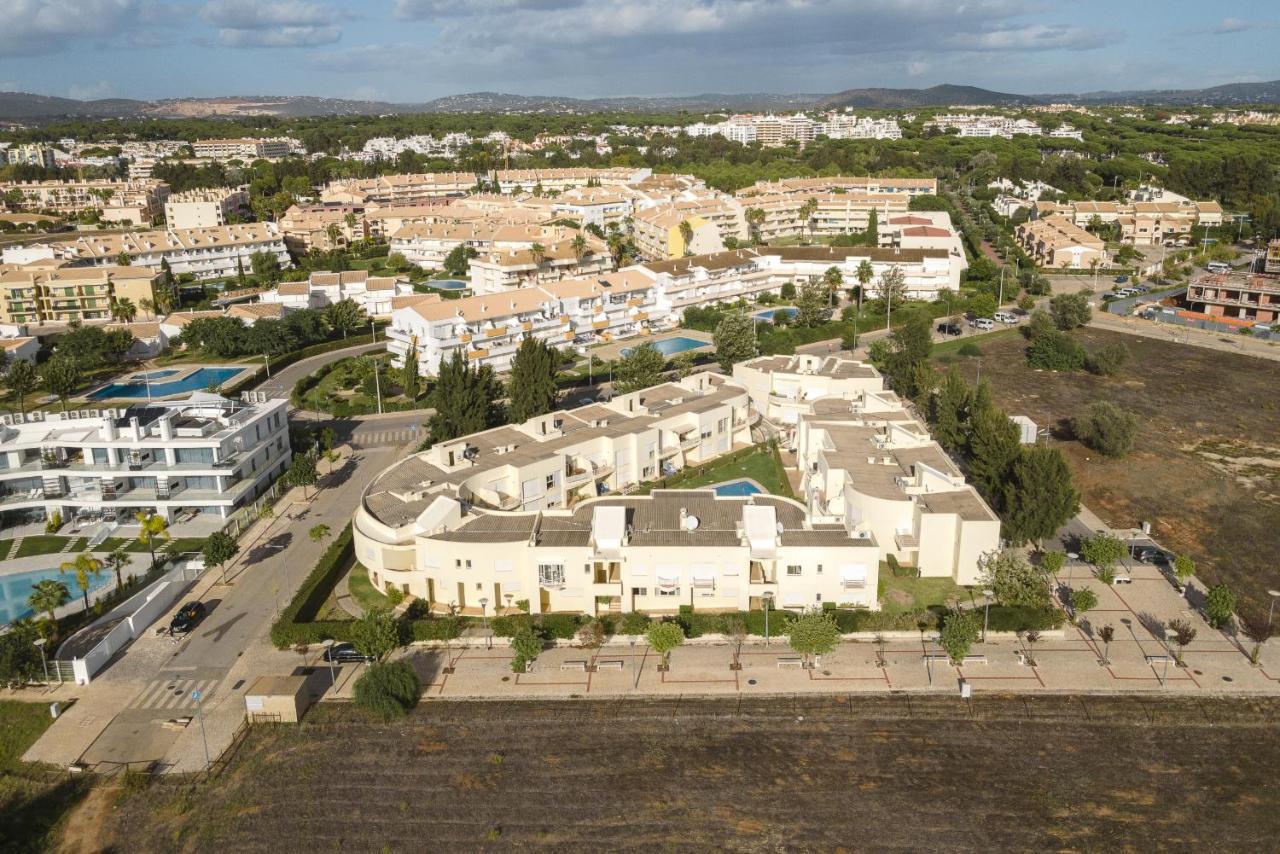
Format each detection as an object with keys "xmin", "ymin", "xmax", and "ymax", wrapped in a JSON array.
[
  {"xmin": 970, "ymin": 317, "xmax": 995, "ymax": 331},
  {"xmin": 993, "ymin": 311, "xmax": 1018, "ymax": 325},
  {"xmin": 1206, "ymin": 261, "xmax": 1230, "ymax": 274}
]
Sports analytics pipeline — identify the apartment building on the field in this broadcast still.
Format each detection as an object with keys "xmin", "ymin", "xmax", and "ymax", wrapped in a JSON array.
[
  {"xmin": 389, "ymin": 222, "xmax": 583, "ymax": 271},
  {"xmin": 277, "ymin": 203, "xmax": 369, "ymax": 254},
  {"xmin": 352, "ymin": 372, "xmax": 885, "ymax": 616},
  {"xmin": 878, "ymin": 212, "xmax": 967, "ymax": 261},
  {"xmin": 1185, "ymin": 272, "xmax": 1280, "ymax": 323},
  {"xmin": 3, "ymin": 144, "xmax": 57, "ymax": 169},
  {"xmin": 550, "ymin": 187, "xmax": 633, "ymax": 229},
  {"xmin": 0, "ymin": 178, "xmax": 169, "ymax": 225},
  {"xmin": 820, "ymin": 114, "xmax": 903, "ymax": 140},
  {"xmin": 1266, "ymin": 239, "xmax": 1280, "ymax": 274},
  {"xmin": 259, "ymin": 270, "xmax": 414, "ymax": 317},
  {"xmin": 923, "ymin": 114, "xmax": 1043, "ymax": 138},
  {"xmin": 324, "ymin": 168, "xmax": 651, "ymax": 205},
  {"xmin": 1015, "ymin": 216, "xmax": 1106, "ymax": 269},
  {"xmin": 192, "ymin": 138, "xmax": 293, "ymax": 161},
  {"xmin": 631, "ymin": 208, "xmax": 730, "ymax": 260},
  {"xmin": 468, "ymin": 236, "xmax": 613, "ymax": 295},
  {"xmin": 163, "ymin": 187, "xmax": 248, "ymax": 230},
  {"xmin": 41, "ymin": 223, "xmax": 290, "ymax": 280},
  {"xmin": 0, "ymin": 265, "xmax": 157, "ymax": 326},
  {"xmin": 385, "ymin": 269, "xmax": 660, "ymax": 376},
  {"xmin": 732, "ymin": 354, "xmax": 886, "ymax": 424},
  {"xmin": 1034, "ymin": 198, "xmax": 1223, "ymax": 246},
  {"xmin": 735, "ymin": 176, "xmax": 938, "ymax": 199},
  {"xmin": 0, "ymin": 393, "xmax": 291, "ymax": 531},
  {"xmin": 794, "ymin": 389, "xmax": 1000, "ymax": 585}
]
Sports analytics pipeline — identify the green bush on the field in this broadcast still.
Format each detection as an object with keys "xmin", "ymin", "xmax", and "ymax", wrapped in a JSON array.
[
  {"xmin": 983, "ymin": 605, "xmax": 1065, "ymax": 632},
  {"xmin": 1085, "ymin": 341, "xmax": 1129, "ymax": 376},
  {"xmin": 1073, "ymin": 401, "xmax": 1137, "ymax": 458},
  {"xmin": 537, "ymin": 613, "xmax": 584, "ymax": 640},
  {"xmin": 619, "ymin": 611, "xmax": 651, "ymax": 635},
  {"xmin": 1026, "ymin": 330, "xmax": 1086, "ymax": 371},
  {"xmin": 1205, "ymin": 584, "xmax": 1237, "ymax": 629},
  {"xmin": 270, "ymin": 523, "xmax": 356, "ymax": 648},
  {"xmin": 408, "ymin": 617, "xmax": 462, "ymax": 641},
  {"xmin": 353, "ymin": 661, "xmax": 421, "ymax": 721},
  {"xmin": 491, "ymin": 614, "xmax": 534, "ymax": 637},
  {"xmin": 957, "ymin": 341, "xmax": 982, "ymax": 357},
  {"xmin": 829, "ymin": 608, "xmax": 940, "ymax": 633}
]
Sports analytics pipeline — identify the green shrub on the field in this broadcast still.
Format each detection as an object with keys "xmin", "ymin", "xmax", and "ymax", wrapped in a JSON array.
[
  {"xmin": 491, "ymin": 614, "xmax": 534, "ymax": 637},
  {"xmin": 1027, "ymin": 330, "xmax": 1086, "ymax": 371},
  {"xmin": 353, "ymin": 661, "xmax": 421, "ymax": 721},
  {"xmin": 744, "ymin": 608, "xmax": 796, "ymax": 637},
  {"xmin": 1073, "ymin": 401, "xmax": 1137, "ymax": 458},
  {"xmin": 408, "ymin": 617, "xmax": 461, "ymax": 641},
  {"xmin": 619, "ymin": 611, "xmax": 651, "ymax": 635},
  {"xmin": 957, "ymin": 341, "xmax": 982, "ymax": 357},
  {"xmin": 537, "ymin": 613, "xmax": 583, "ymax": 640},
  {"xmin": 1205, "ymin": 584, "xmax": 1237, "ymax": 629},
  {"xmin": 983, "ymin": 605, "xmax": 1065, "ymax": 632},
  {"xmin": 509, "ymin": 627, "xmax": 544, "ymax": 671},
  {"xmin": 270, "ymin": 524, "xmax": 356, "ymax": 648},
  {"xmin": 1085, "ymin": 341, "xmax": 1129, "ymax": 376}
]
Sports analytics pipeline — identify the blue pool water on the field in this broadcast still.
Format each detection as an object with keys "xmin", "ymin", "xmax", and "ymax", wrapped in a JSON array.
[
  {"xmin": 132, "ymin": 369, "xmax": 180, "ymax": 380},
  {"xmin": 755, "ymin": 307, "xmax": 798, "ymax": 321},
  {"xmin": 621, "ymin": 336, "xmax": 708, "ymax": 358},
  {"xmin": 90, "ymin": 366, "xmax": 244, "ymax": 400},
  {"xmin": 1, "ymin": 567, "xmax": 112, "ymax": 625},
  {"xmin": 428, "ymin": 279, "xmax": 468, "ymax": 290},
  {"xmin": 713, "ymin": 479, "xmax": 763, "ymax": 497}
]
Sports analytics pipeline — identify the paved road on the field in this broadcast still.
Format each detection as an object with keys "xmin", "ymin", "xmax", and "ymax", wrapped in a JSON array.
[{"xmin": 255, "ymin": 339, "xmax": 383, "ymax": 401}]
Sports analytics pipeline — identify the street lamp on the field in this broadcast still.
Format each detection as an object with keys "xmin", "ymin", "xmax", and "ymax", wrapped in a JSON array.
[
  {"xmin": 320, "ymin": 639, "xmax": 336, "ymax": 688},
  {"xmin": 982, "ymin": 589, "xmax": 994, "ymax": 644},
  {"xmin": 762, "ymin": 591, "xmax": 774, "ymax": 647},
  {"xmin": 630, "ymin": 638, "xmax": 637, "ymax": 689},
  {"xmin": 479, "ymin": 597, "xmax": 490, "ymax": 650},
  {"xmin": 1066, "ymin": 552, "xmax": 1079, "ymax": 592},
  {"xmin": 33, "ymin": 637, "xmax": 48, "ymax": 687},
  {"xmin": 1268, "ymin": 590, "xmax": 1280, "ymax": 629}
]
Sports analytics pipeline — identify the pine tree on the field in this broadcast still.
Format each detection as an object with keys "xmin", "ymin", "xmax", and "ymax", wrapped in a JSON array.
[
  {"xmin": 794, "ymin": 279, "xmax": 830, "ymax": 328},
  {"xmin": 427, "ymin": 352, "xmax": 504, "ymax": 443},
  {"xmin": 713, "ymin": 311, "xmax": 757, "ymax": 372},
  {"xmin": 507, "ymin": 337, "xmax": 559, "ymax": 423},
  {"xmin": 966, "ymin": 394, "xmax": 1021, "ymax": 509},
  {"xmin": 614, "ymin": 343, "xmax": 664, "ymax": 394},
  {"xmin": 1001, "ymin": 446, "xmax": 1080, "ymax": 546}
]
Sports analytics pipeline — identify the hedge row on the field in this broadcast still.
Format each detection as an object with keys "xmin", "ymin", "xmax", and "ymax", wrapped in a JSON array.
[{"xmin": 269, "ymin": 522, "xmax": 357, "ymax": 647}]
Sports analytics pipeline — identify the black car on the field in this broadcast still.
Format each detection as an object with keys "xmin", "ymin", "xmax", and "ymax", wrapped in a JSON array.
[
  {"xmin": 170, "ymin": 601, "xmax": 206, "ymax": 634},
  {"xmin": 322, "ymin": 642, "xmax": 374, "ymax": 664},
  {"xmin": 936, "ymin": 322, "xmax": 963, "ymax": 336},
  {"xmin": 1130, "ymin": 545, "xmax": 1170, "ymax": 565}
]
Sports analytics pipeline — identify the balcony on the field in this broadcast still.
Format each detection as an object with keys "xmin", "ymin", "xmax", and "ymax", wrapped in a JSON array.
[
  {"xmin": 749, "ymin": 563, "xmax": 776, "ymax": 584},
  {"xmin": 894, "ymin": 531, "xmax": 919, "ymax": 550},
  {"xmin": 679, "ymin": 435, "xmax": 701, "ymax": 451}
]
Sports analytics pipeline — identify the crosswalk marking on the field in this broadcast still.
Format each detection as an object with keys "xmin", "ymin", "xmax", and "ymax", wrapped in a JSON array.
[
  {"xmin": 130, "ymin": 677, "xmax": 219, "ymax": 711},
  {"xmin": 352, "ymin": 428, "xmax": 424, "ymax": 447}
]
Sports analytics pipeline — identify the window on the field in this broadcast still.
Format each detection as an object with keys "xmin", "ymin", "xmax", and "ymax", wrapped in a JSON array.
[
  {"xmin": 455, "ymin": 559, "xmax": 461, "ymax": 568},
  {"xmin": 701, "ymin": 429, "xmax": 712, "ymax": 439},
  {"xmin": 717, "ymin": 418, "xmax": 727, "ymax": 433},
  {"xmin": 632, "ymin": 588, "xmax": 648, "ymax": 597},
  {"xmin": 642, "ymin": 466, "xmax": 653, "ymax": 478},
  {"xmin": 545, "ymin": 473, "xmax": 555, "ymax": 490},
  {"xmin": 657, "ymin": 586, "xmax": 679, "ymax": 597},
  {"xmin": 787, "ymin": 565, "xmax": 802, "ymax": 576},
  {"xmin": 817, "ymin": 564, "xmax": 823, "ymax": 575},
  {"xmin": 538, "ymin": 564, "xmax": 565, "ymax": 585}
]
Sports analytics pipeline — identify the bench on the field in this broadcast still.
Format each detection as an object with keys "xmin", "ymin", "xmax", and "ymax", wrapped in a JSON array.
[
  {"xmin": 922, "ymin": 654, "xmax": 952, "ymax": 664},
  {"xmin": 961, "ymin": 654, "xmax": 988, "ymax": 666},
  {"xmin": 1113, "ymin": 575, "xmax": 1133, "ymax": 585},
  {"xmin": 776, "ymin": 656, "xmax": 804, "ymax": 668},
  {"xmin": 1145, "ymin": 654, "xmax": 1172, "ymax": 665},
  {"xmin": 560, "ymin": 660, "xmax": 587, "ymax": 671},
  {"xmin": 595, "ymin": 659, "xmax": 624, "ymax": 671}
]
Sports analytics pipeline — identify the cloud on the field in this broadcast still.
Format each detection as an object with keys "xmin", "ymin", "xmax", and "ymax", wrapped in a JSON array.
[
  {"xmin": 948, "ymin": 24, "xmax": 1120, "ymax": 51},
  {"xmin": 1210, "ymin": 17, "xmax": 1273, "ymax": 35},
  {"xmin": 306, "ymin": 42, "xmax": 415, "ymax": 73},
  {"xmin": 0, "ymin": 0, "xmax": 143, "ymax": 57},
  {"xmin": 199, "ymin": 0, "xmax": 342, "ymax": 48}
]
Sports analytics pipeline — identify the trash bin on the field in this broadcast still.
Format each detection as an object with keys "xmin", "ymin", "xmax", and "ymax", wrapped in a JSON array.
[
  {"xmin": 959, "ymin": 679, "xmax": 971, "ymax": 699},
  {"xmin": 49, "ymin": 702, "xmax": 60, "ymax": 720}
]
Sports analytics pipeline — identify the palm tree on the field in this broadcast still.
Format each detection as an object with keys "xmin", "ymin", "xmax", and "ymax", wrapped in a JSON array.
[
  {"xmin": 135, "ymin": 511, "xmax": 170, "ymax": 570},
  {"xmin": 105, "ymin": 548, "xmax": 131, "ymax": 589},
  {"xmin": 29, "ymin": 578, "xmax": 70, "ymax": 628},
  {"xmin": 745, "ymin": 208, "xmax": 766, "ymax": 245},
  {"xmin": 822, "ymin": 266, "xmax": 843, "ymax": 309},
  {"xmin": 111, "ymin": 297, "xmax": 137, "ymax": 323},
  {"xmin": 59, "ymin": 552, "xmax": 104, "ymax": 612},
  {"xmin": 799, "ymin": 197, "xmax": 818, "ymax": 242},
  {"xmin": 570, "ymin": 234, "xmax": 587, "ymax": 263},
  {"xmin": 528, "ymin": 242, "xmax": 546, "ymax": 269},
  {"xmin": 678, "ymin": 219, "xmax": 694, "ymax": 256},
  {"xmin": 138, "ymin": 297, "xmax": 156, "ymax": 319}
]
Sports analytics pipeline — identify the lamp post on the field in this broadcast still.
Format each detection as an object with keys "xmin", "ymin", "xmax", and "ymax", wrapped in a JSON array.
[
  {"xmin": 762, "ymin": 590, "xmax": 774, "ymax": 647},
  {"xmin": 1268, "ymin": 590, "xmax": 1280, "ymax": 629},
  {"xmin": 1066, "ymin": 551, "xmax": 1079, "ymax": 592},
  {"xmin": 320, "ymin": 639, "xmax": 336, "ymax": 688},
  {"xmin": 982, "ymin": 589, "xmax": 994, "ymax": 644},
  {"xmin": 367, "ymin": 354, "xmax": 384, "ymax": 415},
  {"xmin": 262, "ymin": 352, "xmax": 271, "ymax": 378},
  {"xmin": 33, "ymin": 637, "xmax": 48, "ymax": 687},
  {"xmin": 630, "ymin": 638, "xmax": 637, "ymax": 689},
  {"xmin": 479, "ymin": 597, "xmax": 490, "ymax": 650}
]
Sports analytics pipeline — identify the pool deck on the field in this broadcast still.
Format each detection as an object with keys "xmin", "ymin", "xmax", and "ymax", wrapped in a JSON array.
[{"xmin": 83, "ymin": 363, "xmax": 258, "ymax": 404}]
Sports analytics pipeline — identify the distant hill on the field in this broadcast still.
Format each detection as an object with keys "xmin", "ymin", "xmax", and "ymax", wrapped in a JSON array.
[
  {"xmin": 818, "ymin": 84, "xmax": 1034, "ymax": 109},
  {"xmin": 4, "ymin": 80, "xmax": 1280, "ymax": 122}
]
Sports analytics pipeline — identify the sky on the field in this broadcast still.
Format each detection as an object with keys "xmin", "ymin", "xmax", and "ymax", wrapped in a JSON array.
[{"xmin": 1, "ymin": 0, "xmax": 1278, "ymax": 103}]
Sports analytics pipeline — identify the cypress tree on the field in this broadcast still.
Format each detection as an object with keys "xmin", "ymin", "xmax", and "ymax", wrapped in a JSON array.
[{"xmin": 507, "ymin": 337, "xmax": 559, "ymax": 423}]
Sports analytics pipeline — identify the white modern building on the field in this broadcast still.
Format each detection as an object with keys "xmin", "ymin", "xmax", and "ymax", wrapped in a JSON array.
[
  {"xmin": 0, "ymin": 393, "xmax": 291, "ymax": 532},
  {"xmin": 164, "ymin": 187, "xmax": 248, "ymax": 230},
  {"xmin": 260, "ymin": 270, "xmax": 415, "ymax": 317}
]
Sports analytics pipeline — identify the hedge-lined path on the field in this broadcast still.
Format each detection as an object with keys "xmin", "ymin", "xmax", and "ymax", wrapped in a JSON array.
[{"xmin": 23, "ymin": 439, "xmax": 406, "ymax": 775}]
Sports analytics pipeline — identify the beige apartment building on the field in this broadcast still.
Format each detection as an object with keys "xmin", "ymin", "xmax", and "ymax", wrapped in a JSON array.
[
  {"xmin": 0, "ymin": 265, "xmax": 157, "ymax": 325},
  {"xmin": 0, "ymin": 178, "xmax": 169, "ymax": 225},
  {"xmin": 468, "ymin": 236, "xmax": 613, "ymax": 294},
  {"xmin": 163, "ymin": 187, "xmax": 248, "ymax": 230},
  {"xmin": 1015, "ymin": 216, "xmax": 1106, "ymax": 268},
  {"xmin": 192, "ymin": 138, "xmax": 292, "ymax": 160},
  {"xmin": 41, "ymin": 223, "xmax": 290, "ymax": 280}
]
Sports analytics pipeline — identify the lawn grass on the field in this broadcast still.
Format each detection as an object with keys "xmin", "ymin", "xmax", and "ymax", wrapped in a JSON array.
[
  {"xmin": 877, "ymin": 571, "xmax": 963, "ymax": 614},
  {"xmin": 347, "ymin": 565, "xmax": 391, "ymax": 613},
  {"xmin": 0, "ymin": 699, "xmax": 91, "ymax": 852},
  {"xmin": 13, "ymin": 536, "xmax": 75, "ymax": 558},
  {"xmin": 931, "ymin": 326, "xmax": 1020, "ymax": 359},
  {"xmin": 639, "ymin": 444, "xmax": 794, "ymax": 498}
]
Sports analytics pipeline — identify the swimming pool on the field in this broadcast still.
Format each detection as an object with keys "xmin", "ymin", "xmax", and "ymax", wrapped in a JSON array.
[
  {"xmin": 621, "ymin": 336, "xmax": 708, "ymax": 358},
  {"xmin": 712, "ymin": 479, "xmax": 763, "ymax": 497},
  {"xmin": 90, "ymin": 366, "xmax": 245, "ymax": 400},
  {"xmin": 0, "ymin": 566, "xmax": 111, "ymax": 625},
  {"xmin": 755, "ymin": 307, "xmax": 798, "ymax": 321},
  {"xmin": 428, "ymin": 279, "xmax": 468, "ymax": 290}
]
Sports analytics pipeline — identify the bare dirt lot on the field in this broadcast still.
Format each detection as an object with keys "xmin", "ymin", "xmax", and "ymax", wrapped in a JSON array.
[
  {"xmin": 105, "ymin": 695, "xmax": 1280, "ymax": 852},
  {"xmin": 940, "ymin": 327, "xmax": 1280, "ymax": 616}
]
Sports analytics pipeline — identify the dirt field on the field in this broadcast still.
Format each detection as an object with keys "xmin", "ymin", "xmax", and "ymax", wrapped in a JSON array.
[
  {"xmin": 103, "ymin": 695, "xmax": 1280, "ymax": 852},
  {"xmin": 941, "ymin": 327, "xmax": 1280, "ymax": 616}
]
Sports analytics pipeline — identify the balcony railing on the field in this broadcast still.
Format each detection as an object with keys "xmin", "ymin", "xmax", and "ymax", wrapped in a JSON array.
[{"xmin": 894, "ymin": 532, "xmax": 919, "ymax": 550}]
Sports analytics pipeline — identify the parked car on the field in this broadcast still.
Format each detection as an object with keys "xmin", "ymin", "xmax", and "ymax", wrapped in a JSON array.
[
  {"xmin": 1130, "ymin": 545, "xmax": 1170, "ymax": 565},
  {"xmin": 1113, "ymin": 275, "xmax": 1130, "ymax": 284},
  {"xmin": 936, "ymin": 322, "xmax": 963, "ymax": 336},
  {"xmin": 322, "ymin": 642, "xmax": 374, "ymax": 664},
  {"xmin": 969, "ymin": 317, "xmax": 995, "ymax": 331},
  {"xmin": 170, "ymin": 601, "xmax": 207, "ymax": 634},
  {"xmin": 1132, "ymin": 285, "xmax": 1149, "ymax": 294},
  {"xmin": 993, "ymin": 311, "xmax": 1018, "ymax": 325}
]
